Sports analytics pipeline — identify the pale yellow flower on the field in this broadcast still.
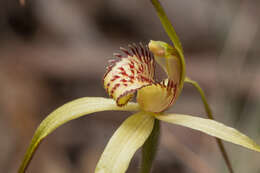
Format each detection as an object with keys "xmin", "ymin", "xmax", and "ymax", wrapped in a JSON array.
[
  {"xmin": 18, "ymin": 0, "xmax": 260, "ymax": 172},
  {"xmin": 19, "ymin": 41, "xmax": 260, "ymax": 173}
]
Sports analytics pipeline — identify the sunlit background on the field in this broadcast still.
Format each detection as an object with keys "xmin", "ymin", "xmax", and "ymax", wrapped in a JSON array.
[{"xmin": 1, "ymin": 0, "xmax": 260, "ymax": 173}]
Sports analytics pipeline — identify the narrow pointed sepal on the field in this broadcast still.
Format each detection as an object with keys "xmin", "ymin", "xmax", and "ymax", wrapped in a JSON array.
[
  {"xmin": 18, "ymin": 97, "xmax": 140, "ymax": 173},
  {"xmin": 95, "ymin": 112, "xmax": 155, "ymax": 173},
  {"xmin": 156, "ymin": 113, "xmax": 260, "ymax": 152}
]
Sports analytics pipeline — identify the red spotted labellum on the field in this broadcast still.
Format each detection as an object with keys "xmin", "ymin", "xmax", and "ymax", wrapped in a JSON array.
[{"xmin": 103, "ymin": 41, "xmax": 182, "ymax": 113}]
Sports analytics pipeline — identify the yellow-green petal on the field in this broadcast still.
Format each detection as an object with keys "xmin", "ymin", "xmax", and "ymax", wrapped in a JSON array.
[
  {"xmin": 18, "ymin": 97, "xmax": 139, "ymax": 173},
  {"xmin": 156, "ymin": 113, "xmax": 260, "ymax": 152},
  {"xmin": 95, "ymin": 111, "xmax": 155, "ymax": 173}
]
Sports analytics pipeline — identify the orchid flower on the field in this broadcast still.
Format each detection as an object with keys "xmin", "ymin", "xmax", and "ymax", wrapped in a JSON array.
[{"xmin": 18, "ymin": 1, "xmax": 260, "ymax": 173}]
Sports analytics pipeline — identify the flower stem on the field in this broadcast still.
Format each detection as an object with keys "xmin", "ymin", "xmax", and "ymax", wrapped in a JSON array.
[
  {"xmin": 140, "ymin": 119, "xmax": 160, "ymax": 173},
  {"xmin": 150, "ymin": 0, "xmax": 233, "ymax": 172},
  {"xmin": 150, "ymin": 0, "xmax": 186, "ymax": 92},
  {"xmin": 185, "ymin": 77, "xmax": 234, "ymax": 173}
]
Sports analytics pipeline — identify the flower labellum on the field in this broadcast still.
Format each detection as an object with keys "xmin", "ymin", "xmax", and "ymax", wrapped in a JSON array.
[
  {"xmin": 104, "ymin": 41, "xmax": 182, "ymax": 113},
  {"xmin": 103, "ymin": 43, "xmax": 155, "ymax": 107}
]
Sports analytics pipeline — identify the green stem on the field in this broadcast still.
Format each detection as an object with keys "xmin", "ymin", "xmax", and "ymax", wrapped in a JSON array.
[
  {"xmin": 140, "ymin": 119, "xmax": 160, "ymax": 173},
  {"xmin": 185, "ymin": 77, "xmax": 234, "ymax": 173},
  {"xmin": 150, "ymin": 0, "xmax": 233, "ymax": 172},
  {"xmin": 150, "ymin": 0, "xmax": 183, "ymax": 52},
  {"xmin": 150, "ymin": 0, "xmax": 186, "ymax": 92}
]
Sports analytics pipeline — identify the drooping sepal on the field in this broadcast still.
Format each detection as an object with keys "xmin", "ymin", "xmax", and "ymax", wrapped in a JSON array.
[
  {"xmin": 18, "ymin": 97, "xmax": 140, "ymax": 173},
  {"xmin": 95, "ymin": 111, "xmax": 155, "ymax": 173},
  {"xmin": 104, "ymin": 44, "xmax": 155, "ymax": 106},
  {"xmin": 156, "ymin": 113, "xmax": 260, "ymax": 152}
]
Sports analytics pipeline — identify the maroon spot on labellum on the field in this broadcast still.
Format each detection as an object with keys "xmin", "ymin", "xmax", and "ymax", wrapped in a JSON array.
[
  {"xmin": 129, "ymin": 63, "xmax": 134, "ymax": 69},
  {"xmin": 111, "ymin": 75, "xmax": 120, "ymax": 81},
  {"xmin": 129, "ymin": 76, "xmax": 135, "ymax": 80},
  {"xmin": 119, "ymin": 67, "xmax": 125, "ymax": 72},
  {"xmin": 106, "ymin": 83, "xmax": 111, "ymax": 93},
  {"xmin": 120, "ymin": 79, "xmax": 127, "ymax": 83},
  {"xmin": 111, "ymin": 83, "xmax": 120, "ymax": 94},
  {"xmin": 120, "ymin": 71, "xmax": 128, "ymax": 76}
]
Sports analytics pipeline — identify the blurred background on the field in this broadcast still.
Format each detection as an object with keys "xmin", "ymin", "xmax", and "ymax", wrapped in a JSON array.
[{"xmin": 1, "ymin": 0, "xmax": 260, "ymax": 172}]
